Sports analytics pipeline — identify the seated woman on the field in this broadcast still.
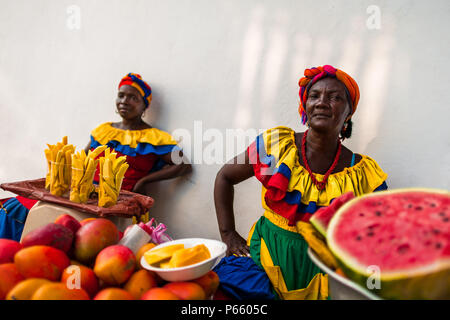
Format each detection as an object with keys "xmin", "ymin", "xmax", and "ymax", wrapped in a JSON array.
[
  {"xmin": 85, "ymin": 73, "xmax": 191, "ymax": 194},
  {"xmin": 0, "ymin": 73, "xmax": 191, "ymax": 241},
  {"xmin": 213, "ymin": 65, "xmax": 388, "ymax": 300}
]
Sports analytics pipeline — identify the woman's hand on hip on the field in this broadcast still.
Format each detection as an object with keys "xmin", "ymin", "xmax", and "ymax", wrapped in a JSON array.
[{"xmin": 221, "ymin": 230, "xmax": 250, "ymax": 257}]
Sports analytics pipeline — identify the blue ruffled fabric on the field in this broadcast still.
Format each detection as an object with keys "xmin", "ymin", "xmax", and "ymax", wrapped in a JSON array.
[
  {"xmin": 0, "ymin": 198, "xmax": 29, "ymax": 241},
  {"xmin": 374, "ymin": 181, "xmax": 388, "ymax": 191},
  {"xmin": 213, "ymin": 256, "xmax": 276, "ymax": 300},
  {"xmin": 90, "ymin": 136, "xmax": 179, "ymax": 157}
]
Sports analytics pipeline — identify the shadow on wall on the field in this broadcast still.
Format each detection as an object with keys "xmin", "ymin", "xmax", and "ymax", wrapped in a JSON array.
[
  {"xmin": 142, "ymin": 171, "xmax": 195, "ymax": 226},
  {"xmin": 142, "ymin": 84, "xmax": 163, "ymax": 128}
]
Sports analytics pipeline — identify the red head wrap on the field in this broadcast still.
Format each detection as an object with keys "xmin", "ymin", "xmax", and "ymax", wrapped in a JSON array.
[
  {"xmin": 298, "ymin": 65, "xmax": 360, "ymax": 124},
  {"xmin": 119, "ymin": 73, "xmax": 152, "ymax": 109}
]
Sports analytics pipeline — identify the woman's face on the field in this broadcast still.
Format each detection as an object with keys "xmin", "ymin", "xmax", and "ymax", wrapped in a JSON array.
[
  {"xmin": 116, "ymin": 85, "xmax": 146, "ymax": 120},
  {"xmin": 305, "ymin": 77, "xmax": 351, "ymax": 135}
]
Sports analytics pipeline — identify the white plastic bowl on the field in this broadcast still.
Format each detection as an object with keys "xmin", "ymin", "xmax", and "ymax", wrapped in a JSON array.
[{"xmin": 140, "ymin": 238, "xmax": 227, "ymax": 282}]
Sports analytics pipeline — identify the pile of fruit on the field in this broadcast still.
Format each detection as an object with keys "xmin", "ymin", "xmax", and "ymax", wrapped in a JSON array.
[
  {"xmin": 305, "ymin": 188, "xmax": 450, "ymax": 300},
  {"xmin": 0, "ymin": 214, "xmax": 220, "ymax": 300}
]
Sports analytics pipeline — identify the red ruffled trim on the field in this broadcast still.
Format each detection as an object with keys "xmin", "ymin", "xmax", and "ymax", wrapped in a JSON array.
[
  {"xmin": 16, "ymin": 196, "xmax": 38, "ymax": 210},
  {"xmin": 0, "ymin": 198, "xmax": 12, "ymax": 205},
  {"xmin": 248, "ymin": 142, "xmax": 305, "ymax": 226}
]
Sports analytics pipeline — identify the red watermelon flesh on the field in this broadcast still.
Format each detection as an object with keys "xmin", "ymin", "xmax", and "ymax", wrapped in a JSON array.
[
  {"xmin": 310, "ymin": 191, "xmax": 355, "ymax": 238},
  {"xmin": 327, "ymin": 189, "xmax": 450, "ymax": 299}
]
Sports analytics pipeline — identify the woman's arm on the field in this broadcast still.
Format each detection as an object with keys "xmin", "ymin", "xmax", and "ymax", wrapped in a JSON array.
[
  {"xmin": 214, "ymin": 151, "xmax": 254, "ymax": 257},
  {"xmin": 132, "ymin": 149, "xmax": 192, "ymax": 194}
]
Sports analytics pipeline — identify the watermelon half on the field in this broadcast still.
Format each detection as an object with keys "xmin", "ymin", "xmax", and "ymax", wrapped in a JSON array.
[
  {"xmin": 310, "ymin": 192, "xmax": 355, "ymax": 238},
  {"xmin": 327, "ymin": 188, "xmax": 450, "ymax": 300}
]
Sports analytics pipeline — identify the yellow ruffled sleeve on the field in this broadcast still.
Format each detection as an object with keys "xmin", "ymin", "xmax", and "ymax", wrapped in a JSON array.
[
  {"xmin": 89, "ymin": 122, "xmax": 179, "ymax": 157},
  {"xmin": 91, "ymin": 122, "xmax": 178, "ymax": 149},
  {"xmin": 250, "ymin": 126, "xmax": 388, "ymax": 226}
]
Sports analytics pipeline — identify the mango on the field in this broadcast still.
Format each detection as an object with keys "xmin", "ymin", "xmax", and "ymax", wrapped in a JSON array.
[
  {"xmin": 192, "ymin": 270, "xmax": 220, "ymax": 298},
  {"xmin": 94, "ymin": 288, "xmax": 134, "ymax": 300},
  {"xmin": 61, "ymin": 264, "xmax": 99, "ymax": 298},
  {"xmin": 159, "ymin": 260, "xmax": 173, "ymax": 269},
  {"xmin": 79, "ymin": 218, "xmax": 96, "ymax": 227},
  {"xmin": 0, "ymin": 263, "xmax": 25, "ymax": 299},
  {"xmin": 143, "ymin": 244, "xmax": 184, "ymax": 266},
  {"xmin": 93, "ymin": 245, "xmax": 135, "ymax": 286},
  {"xmin": 6, "ymin": 278, "xmax": 51, "ymax": 300},
  {"xmin": 21, "ymin": 223, "xmax": 74, "ymax": 254},
  {"xmin": 14, "ymin": 245, "xmax": 70, "ymax": 281},
  {"xmin": 0, "ymin": 239, "xmax": 23, "ymax": 264},
  {"xmin": 73, "ymin": 218, "xmax": 120, "ymax": 265},
  {"xmin": 54, "ymin": 214, "xmax": 82, "ymax": 234},
  {"xmin": 135, "ymin": 243, "xmax": 156, "ymax": 269},
  {"xmin": 141, "ymin": 288, "xmax": 180, "ymax": 300},
  {"xmin": 167, "ymin": 244, "xmax": 211, "ymax": 268},
  {"xmin": 123, "ymin": 269, "xmax": 157, "ymax": 299},
  {"xmin": 31, "ymin": 282, "xmax": 89, "ymax": 300},
  {"xmin": 163, "ymin": 282, "xmax": 206, "ymax": 300}
]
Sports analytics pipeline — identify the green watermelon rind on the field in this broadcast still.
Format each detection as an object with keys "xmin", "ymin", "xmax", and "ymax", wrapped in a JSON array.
[
  {"xmin": 310, "ymin": 217, "xmax": 327, "ymax": 239},
  {"xmin": 327, "ymin": 188, "xmax": 450, "ymax": 300}
]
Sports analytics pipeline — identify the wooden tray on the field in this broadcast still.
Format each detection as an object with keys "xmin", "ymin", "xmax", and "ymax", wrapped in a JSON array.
[{"xmin": 0, "ymin": 178, "xmax": 154, "ymax": 218}]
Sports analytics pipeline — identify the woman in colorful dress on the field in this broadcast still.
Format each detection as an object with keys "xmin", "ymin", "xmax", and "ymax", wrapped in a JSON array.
[
  {"xmin": 0, "ymin": 73, "xmax": 191, "ymax": 241},
  {"xmin": 213, "ymin": 65, "xmax": 388, "ymax": 300},
  {"xmin": 85, "ymin": 73, "xmax": 191, "ymax": 194}
]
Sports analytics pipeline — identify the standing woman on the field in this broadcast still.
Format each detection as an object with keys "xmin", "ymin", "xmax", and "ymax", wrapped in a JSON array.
[
  {"xmin": 213, "ymin": 65, "xmax": 388, "ymax": 300},
  {"xmin": 85, "ymin": 73, "xmax": 191, "ymax": 194}
]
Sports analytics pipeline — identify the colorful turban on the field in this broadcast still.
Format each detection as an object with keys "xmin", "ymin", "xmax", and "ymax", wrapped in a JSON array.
[
  {"xmin": 118, "ymin": 73, "xmax": 152, "ymax": 108},
  {"xmin": 298, "ymin": 65, "xmax": 360, "ymax": 125}
]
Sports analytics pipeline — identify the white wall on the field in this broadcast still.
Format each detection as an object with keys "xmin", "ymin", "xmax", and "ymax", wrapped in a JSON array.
[{"xmin": 1, "ymin": 0, "xmax": 449, "ymax": 240}]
